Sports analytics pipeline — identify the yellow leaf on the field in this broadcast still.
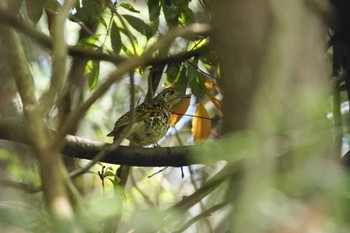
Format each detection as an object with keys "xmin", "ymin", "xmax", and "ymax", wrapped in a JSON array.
[
  {"xmin": 204, "ymin": 80, "xmax": 220, "ymax": 92},
  {"xmin": 192, "ymin": 102, "xmax": 211, "ymax": 143},
  {"xmin": 206, "ymin": 93, "xmax": 222, "ymax": 110},
  {"xmin": 169, "ymin": 98, "xmax": 190, "ymax": 127}
]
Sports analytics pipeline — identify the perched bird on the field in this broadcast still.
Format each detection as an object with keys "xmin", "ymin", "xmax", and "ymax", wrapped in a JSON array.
[{"xmin": 107, "ymin": 87, "xmax": 189, "ymax": 146}]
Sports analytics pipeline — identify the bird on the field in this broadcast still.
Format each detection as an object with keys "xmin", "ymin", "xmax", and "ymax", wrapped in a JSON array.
[{"xmin": 107, "ymin": 87, "xmax": 190, "ymax": 146}]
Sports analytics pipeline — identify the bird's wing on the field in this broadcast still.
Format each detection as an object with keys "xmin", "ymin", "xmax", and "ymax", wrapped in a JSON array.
[
  {"xmin": 107, "ymin": 102, "xmax": 166, "ymax": 137},
  {"xmin": 115, "ymin": 107, "xmax": 165, "ymax": 128}
]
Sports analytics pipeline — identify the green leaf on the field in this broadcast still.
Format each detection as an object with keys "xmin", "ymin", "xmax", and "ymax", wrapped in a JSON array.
[
  {"xmin": 119, "ymin": 27, "xmax": 138, "ymax": 45},
  {"xmin": 161, "ymin": 0, "xmax": 179, "ymax": 26},
  {"xmin": 122, "ymin": 14, "xmax": 153, "ymax": 39},
  {"xmin": 111, "ymin": 21, "xmax": 122, "ymax": 54},
  {"xmin": 86, "ymin": 60, "xmax": 100, "ymax": 90},
  {"xmin": 103, "ymin": 171, "xmax": 116, "ymax": 178},
  {"xmin": 71, "ymin": 0, "xmax": 104, "ymax": 22},
  {"xmin": 150, "ymin": 20, "xmax": 159, "ymax": 36},
  {"xmin": 121, "ymin": 44, "xmax": 134, "ymax": 57},
  {"xmin": 148, "ymin": 0, "xmax": 160, "ymax": 34},
  {"xmin": 200, "ymin": 52, "xmax": 218, "ymax": 66},
  {"xmin": 120, "ymin": 3, "xmax": 140, "ymax": 13},
  {"xmin": 78, "ymin": 34, "xmax": 101, "ymax": 48},
  {"xmin": 188, "ymin": 58, "xmax": 206, "ymax": 98},
  {"xmin": 165, "ymin": 63, "xmax": 181, "ymax": 83},
  {"xmin": 148, "ymin": 0, "xmax": 161, "ymax": 21},
  {"xmin": 175, "ymin": 66, "xmax": 188, "ymax": 94},
  {"xmin": 188, "ymin": 58, "xmax": 199, "ymax": 83},
  {"xmin": 107, "ymin": 178, "xmax": 119, "ymax": 187},
  {"xmin": 98, "ymin": 15, "xmax": 108, "ymax": 28},
  {"xmin": 25, "ymin": 0, "xmax": 45, "ymax": 24},
  {"xmin": 190, "ymin": 74, "xmax": 206, "ymax": 99},
  {"xmin": 178, "ymin": 4, "xmax": 195, "ymax": 25}
]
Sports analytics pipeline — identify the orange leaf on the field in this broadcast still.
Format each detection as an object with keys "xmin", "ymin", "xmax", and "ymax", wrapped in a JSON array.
[
  {"xmin": 192, "ymin": 102, "xmax": 211, "ymax": 143},
  {"xmin": 206, "ymin": 93, "xmax": 222, "ymax": 110},
  {"xmin": 204, "ymin": 80, "xmax": 220, "ymax": 92},
  {"xmin": 169, "ymin": 98, "xmax": 190, "ymax": 127}
]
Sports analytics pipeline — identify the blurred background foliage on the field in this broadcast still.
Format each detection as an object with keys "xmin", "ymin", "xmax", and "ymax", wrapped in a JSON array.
[{"xmin": 0, "ymin": 0, "xmax": 350, "ymax": 233}]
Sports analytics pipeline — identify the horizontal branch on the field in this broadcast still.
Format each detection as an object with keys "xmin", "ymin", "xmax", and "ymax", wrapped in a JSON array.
[
  {"xmin": 2, "ymin": 118, "xmax": 349, "ymax": 170},
  {"xmin": 144, "ymin": 44, "xmax": 211, "ymax": 66},
  {"xmin": 0, "ymin": 10, "xmax": 210, "ymax": 67},
  {"xmin": 0, "ymin": 119, "xmax": 201, "ymax": 167}
]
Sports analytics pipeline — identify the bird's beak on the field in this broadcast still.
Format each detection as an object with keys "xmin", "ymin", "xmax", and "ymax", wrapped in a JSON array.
[{"xmin": 182, "ymin": 94, "xmax": 192, "ymax": 99}]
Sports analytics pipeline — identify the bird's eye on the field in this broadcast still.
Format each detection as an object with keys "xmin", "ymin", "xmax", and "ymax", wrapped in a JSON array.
[{"xmin": 169, "ymin": 90, "xmax": 175, "ymax": 94}]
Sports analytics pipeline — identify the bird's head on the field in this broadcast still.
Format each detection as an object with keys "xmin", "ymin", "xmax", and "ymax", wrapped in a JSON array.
[{"xmin": 154, "ymin": 87, "xmax": 191, "ymax": 109}]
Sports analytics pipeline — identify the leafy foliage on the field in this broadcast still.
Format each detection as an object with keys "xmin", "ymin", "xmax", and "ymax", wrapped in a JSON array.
[
  {"xmin": 71, "ymin": 0, "xmax": 105, "ymax": 23},
  {"xmin": 110, "ymin": 21, "xmax": 122, "ymax": 54},
  {"xmin": 121, "ymin": 14, "xmax": 154, "ymax": 39},
  {"xmin": 85, "ymin": 60, "xmax": 100, "ymax": 90},
  {"xmin": 0, "ymin": 0, "xmax": 224, "ymax": 232}
]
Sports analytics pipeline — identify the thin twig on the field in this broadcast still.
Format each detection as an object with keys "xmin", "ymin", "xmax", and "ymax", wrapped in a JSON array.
[
  {"xmin": 148, "ymin": 167, "xmax": 169, "ymax": 178},
  {"xmin": 145, "ymin": 44, "xmax": 210, "ymax": 66},
  {"xmin": 130, "ymin": 172, "xmax": 155, "ymax": 208},
  {"xmin": 0, "ymin": 179, "xmax": 42, "ymax": 193},
  {"xmin": 164, "ymin": 164, "xmax": 237, "ymax": 215},
  {"xmin": 188, "ymin": 166, "xmax": 214, "ymax": 233},
  {"xmin": 172, "ymin": 201, "xmax": 229, "ymax": 233},
  {"xmin": 156, "ymin": 164, "xmax": 239, "ymax": 232},
  {"xmin": 171, "ymin": 111, "xmax": 223, "ymax": 122},
  {"xmin": 69, "ymin": 130, "xmax": 128, "ymax": 178}
]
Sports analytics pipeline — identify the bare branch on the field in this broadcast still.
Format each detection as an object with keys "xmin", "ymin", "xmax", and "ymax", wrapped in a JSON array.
[
  {"xmin": 0, "ymin": 179, "xmax": 41, "ymax": 193},
  {"xmin": 172, "ymin": 201, "xmax": 230, "ymax": 233},
  {"xmin": 0, "ymin": 4, "xmax": 74, "ymax": 219},
  {"xmin": 46, "ymin": 0, "xmax": 76, "ymax": 106},
  {"xmin": 0, "ymin": 118, "xmax": 198, "ymax": 167},
  {"xmin": 159, "ymin": 164, "xmax": 239, "ymax": 232},
  {"xmin": 145, "ymin": 44, "xmax": 211, "ymax": 66},
  {"xmin": 165, "ymin": 164, "xmax": 238, "ymax": 214}
]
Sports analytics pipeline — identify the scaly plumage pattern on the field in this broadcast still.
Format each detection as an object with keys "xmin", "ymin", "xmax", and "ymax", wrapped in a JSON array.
[{"xmin": 107, "ymin": 88, "xmax": 186, "ymax": 146}]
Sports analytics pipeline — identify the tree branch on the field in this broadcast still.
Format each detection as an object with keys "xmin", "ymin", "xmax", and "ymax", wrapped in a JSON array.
[
  {"xmin": 0, "ymin": 179, "xmax": 41, "ymax": 193},
  {"xmin": 0, "ymin": 10, "xmax": 210, "ymax": 67},
  {"xmin": 0, "ymin": 119, "xmax": 199, "ymax": 167},
  {"xmin": 40, "ymin": 0, "xmax": 76, "ymax": 114},
  {"xmin": 0, "ymin": 14, "xmax": 74, "ymax": 219},
  {"xmin": 0, "ymin": 9, "xmax": 126, "ymax": 64},
  {"xmin": 172, "ymin": 201, "xmax": 230, "ymax": 233},
  {"xmin": 144, "ymin": 43, "xmax": 211, "ymax": 67}
]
